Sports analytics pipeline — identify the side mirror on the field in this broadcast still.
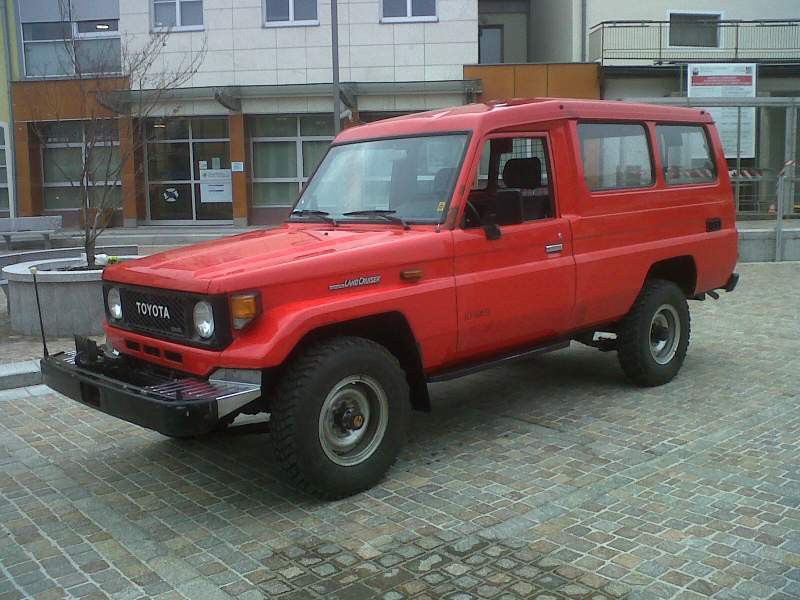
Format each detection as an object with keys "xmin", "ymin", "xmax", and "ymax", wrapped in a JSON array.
[{"xmin": 483, "ymin": 221, "xmax": 502, "ymax": 241}]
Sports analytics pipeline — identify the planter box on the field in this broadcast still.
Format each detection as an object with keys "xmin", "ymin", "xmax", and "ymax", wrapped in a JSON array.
[{"xmin": 2, "ymin": 256, "xmax": 138, "ymax": 337}]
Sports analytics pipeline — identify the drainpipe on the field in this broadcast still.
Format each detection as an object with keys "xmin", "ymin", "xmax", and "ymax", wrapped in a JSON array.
[
  {"xmin": 1, "ymin": 0, "xmax": 16, "ymax": 218},
  {"xmin": 580, "ymin": 0, "xmax": 587, "ymax": 62}
]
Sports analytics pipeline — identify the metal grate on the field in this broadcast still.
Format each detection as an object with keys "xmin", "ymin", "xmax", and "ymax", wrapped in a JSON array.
[{"xmin": 119, "ymin": 288, "xmax": 189, "ymax": 337}]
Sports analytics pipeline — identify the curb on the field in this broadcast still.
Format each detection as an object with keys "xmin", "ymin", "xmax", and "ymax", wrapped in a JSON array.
[{"xmin": 0, "ymin": 360, "xmax": 42, "ymax": 390}]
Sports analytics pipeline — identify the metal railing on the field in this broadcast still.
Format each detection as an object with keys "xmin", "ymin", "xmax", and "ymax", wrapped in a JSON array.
[{"xmin": 589, "ymin": 19, "xmax": 800, "ymax": 65}]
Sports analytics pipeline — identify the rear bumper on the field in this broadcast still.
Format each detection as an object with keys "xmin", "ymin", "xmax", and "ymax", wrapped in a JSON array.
[{"xmin": 41, "ymin": 352, "xmax": 260, "ymax": 438}]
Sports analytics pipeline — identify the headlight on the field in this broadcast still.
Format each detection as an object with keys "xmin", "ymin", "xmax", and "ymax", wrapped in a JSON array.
[
  {"xmin": 193, "ymin": 301, "xmax": 215, "ymax": 339},
  {"xmin": 107, "ymin": 287, "xmax": 122, "ymax": 320}
]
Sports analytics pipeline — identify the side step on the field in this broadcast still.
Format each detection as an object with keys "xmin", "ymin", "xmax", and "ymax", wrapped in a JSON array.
[{"xmin": 427, "ymin": 340, "xmax": 570, "ymax": 384}]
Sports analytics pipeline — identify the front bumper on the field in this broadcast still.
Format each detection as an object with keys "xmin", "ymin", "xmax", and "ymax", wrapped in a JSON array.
[{"xmin": 41, "ymin": 352, "xmax": 261, "ymax": 438}]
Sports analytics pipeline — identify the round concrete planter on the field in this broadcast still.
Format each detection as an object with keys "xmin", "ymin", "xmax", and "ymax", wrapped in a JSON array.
[{"xmin": 2, "ymin": 256, "xmax": 139, "ymax": 337}]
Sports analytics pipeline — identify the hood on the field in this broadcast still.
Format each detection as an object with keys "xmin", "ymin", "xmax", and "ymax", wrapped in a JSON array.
[{"xmin": 104, "ymin": 225, "xmax": 432, "ymax": 293}]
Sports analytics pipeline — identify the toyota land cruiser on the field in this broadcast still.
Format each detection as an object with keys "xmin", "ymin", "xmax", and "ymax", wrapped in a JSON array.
[{"xmin": 42, "ymin": 99, "xmax": 739, "ymax": 498}]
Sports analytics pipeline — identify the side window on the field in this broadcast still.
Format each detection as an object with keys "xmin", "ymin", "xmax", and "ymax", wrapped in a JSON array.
[
  {"xmin": 578, "ymin": 123, "xmax": 654, "ymax": 191},
  {"xmin": 466, "ymin": 137, "xmax": 554, "ymax": 227},
  {"xmin": 657, "ymin": 125, "xmax": 716, "ymax": 185}
]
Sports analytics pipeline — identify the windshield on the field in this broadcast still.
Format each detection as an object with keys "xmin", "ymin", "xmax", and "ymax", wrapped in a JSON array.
[{"xmin": 290, "ymin": 134, "xmax": 468, "ymax": 224}]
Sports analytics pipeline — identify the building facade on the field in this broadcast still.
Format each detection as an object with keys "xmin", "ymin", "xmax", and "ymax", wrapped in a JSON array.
[{"xmin": 0, "ymin": 0, "xmax": 17, "ymax": 218}]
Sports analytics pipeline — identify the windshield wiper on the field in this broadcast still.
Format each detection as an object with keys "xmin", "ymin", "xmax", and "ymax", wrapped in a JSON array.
[
  {"xmin": 289, "ymin": 209, "xmax": 337, "ymax": 226},
  {"xmin": 342, "ymin": 210, "xmax": 410, "ymax": 230}
]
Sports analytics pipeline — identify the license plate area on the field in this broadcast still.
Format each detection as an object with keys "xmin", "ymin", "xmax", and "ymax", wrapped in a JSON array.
[{"xmin": 80, "ymin": 382, "xmax": 101, "ymax": 407}]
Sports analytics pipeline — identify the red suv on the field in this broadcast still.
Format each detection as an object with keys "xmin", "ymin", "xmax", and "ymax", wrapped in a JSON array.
[{"xmin": 43, "ymin": 99, "xmax": 739, "ymax": 498}]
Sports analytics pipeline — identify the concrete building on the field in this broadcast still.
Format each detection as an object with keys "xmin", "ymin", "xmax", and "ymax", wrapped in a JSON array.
[{"xmin": 6, "ymin": 0, "xmax": 601, "ymax": 228}]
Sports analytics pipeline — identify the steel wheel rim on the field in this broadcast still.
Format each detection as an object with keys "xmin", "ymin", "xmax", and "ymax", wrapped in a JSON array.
[
  {"xmin": 318, "ymin": 375, "xmax": 389, "ymax": 467},
  {"xmin": 649, "ymin": 304, "xmax": 681, "ymax": 365}
]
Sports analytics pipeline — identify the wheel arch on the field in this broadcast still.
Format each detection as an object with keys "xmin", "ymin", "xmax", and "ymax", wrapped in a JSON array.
[
  {"xmin": 644, "ymin": 256, "xmax": 698, "ymax": 297},
  {"xmin": 280, "ymin": 312, "xmax": 430, "ymax": 412}
]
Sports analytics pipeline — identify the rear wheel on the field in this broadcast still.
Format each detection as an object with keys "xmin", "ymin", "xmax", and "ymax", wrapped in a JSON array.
[
  {"xmin": 271, "ymin": 337, "xmax": 410, "ymax": 499},
  {"xmin": 617, "ymin": 279, "xmax": 690, "ymax": 387}
]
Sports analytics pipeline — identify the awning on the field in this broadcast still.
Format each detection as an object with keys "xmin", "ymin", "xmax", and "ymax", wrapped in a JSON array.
[{"xmin": 105, "ymin": 80, "xmax": 483, "ymax": 113}]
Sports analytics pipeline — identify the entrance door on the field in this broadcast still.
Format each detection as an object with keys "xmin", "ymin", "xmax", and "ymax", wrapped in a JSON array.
[
  {"xmin": 146, "ymin": 117, "xmax": 233, "ymax": 223},
  {"xmin": 453, "ymin": 134, "xmax": 576, "ymax": 357}
]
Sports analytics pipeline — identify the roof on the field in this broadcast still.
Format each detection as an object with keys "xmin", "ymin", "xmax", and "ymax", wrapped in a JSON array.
[{"xmin": 336, "ymin": 98, "xmax": 714, "ymax": 144}]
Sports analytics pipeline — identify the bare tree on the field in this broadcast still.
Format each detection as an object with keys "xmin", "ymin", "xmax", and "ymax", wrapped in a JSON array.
[{"xmin": 30, "ymin": 0, "xmax": 206, "ymax": 267}]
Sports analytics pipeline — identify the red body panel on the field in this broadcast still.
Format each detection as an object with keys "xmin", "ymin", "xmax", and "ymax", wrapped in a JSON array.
[{"xmin": 103, "ymin": 99, "xmax": 738, "ymax": 378}]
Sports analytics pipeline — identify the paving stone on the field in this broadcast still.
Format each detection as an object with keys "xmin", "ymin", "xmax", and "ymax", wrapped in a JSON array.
[{"xmin": 0, "ymin": 263, "xmax": 798, "ymax": 599}]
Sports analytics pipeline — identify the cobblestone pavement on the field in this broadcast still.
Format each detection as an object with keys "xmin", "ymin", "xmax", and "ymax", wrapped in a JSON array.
[{"xmin": 1, "ymin": 263, "xmax": 799, "ymax": 600}]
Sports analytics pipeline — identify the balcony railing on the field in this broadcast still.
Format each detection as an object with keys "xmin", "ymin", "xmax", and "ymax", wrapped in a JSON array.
[{"xmin": 589, "ymin": 19, "xmax": 800, "ymax": 65}]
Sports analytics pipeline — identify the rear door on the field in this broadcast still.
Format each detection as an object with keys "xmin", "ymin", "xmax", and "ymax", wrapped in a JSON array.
[{"xmin": 452, "ymin": 133, "xmax": 576, "ymax": 358}]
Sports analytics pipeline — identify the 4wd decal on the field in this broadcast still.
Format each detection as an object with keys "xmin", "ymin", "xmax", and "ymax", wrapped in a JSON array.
[{"xmin": 329, "ymin": 275, "xmax": 381, "ymax": 291}]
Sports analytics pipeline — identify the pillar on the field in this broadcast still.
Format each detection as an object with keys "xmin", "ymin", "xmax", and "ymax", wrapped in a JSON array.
[
  {"xmin": 229, "ymin": 113, "xmax": 249, "ymax": 226},
  {"xmin": 14, "ymin": 123, "xmax": 42, "ymax": 216},
  {"xmin": 119, "ymin": 117, "xmax": 139, "ymax": 227}
]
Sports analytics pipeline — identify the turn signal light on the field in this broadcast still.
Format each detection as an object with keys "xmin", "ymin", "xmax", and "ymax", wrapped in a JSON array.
[{"xmin": 230, "ymin": 292, "xmax": 261, "ymax": 330}]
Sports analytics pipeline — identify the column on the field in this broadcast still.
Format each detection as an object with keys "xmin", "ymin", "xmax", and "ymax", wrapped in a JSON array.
[{"xmin": 229, "ymin": 113, "xmax": 249, "ymax": 226}]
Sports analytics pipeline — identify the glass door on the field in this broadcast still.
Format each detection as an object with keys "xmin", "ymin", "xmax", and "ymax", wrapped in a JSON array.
[{"xmin": 146, "ymin": 117, "xmax": 232, "ymax": 223}]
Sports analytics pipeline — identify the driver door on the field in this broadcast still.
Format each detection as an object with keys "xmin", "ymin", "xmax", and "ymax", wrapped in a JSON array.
[{"xmin": 452, "ymin": 134, "xmax": 576, "ymax": 357}]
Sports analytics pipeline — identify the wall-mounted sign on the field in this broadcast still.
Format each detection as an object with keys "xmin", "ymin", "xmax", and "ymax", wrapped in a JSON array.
[
  {"xmin": 231, "ymin": 161, "xmax": 244, "ymax": 172},
  {"xmin": 199, "ymin": 168, "xmax": 232, "ymax": 203},
  {"xmin": 687, "ymin": 63, "xmax": 757, "ymax": 159}
]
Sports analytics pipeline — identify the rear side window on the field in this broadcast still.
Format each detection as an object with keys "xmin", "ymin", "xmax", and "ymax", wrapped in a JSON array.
[
  {"xmin": 657, "ymin": 125, "xmax": 716, "ymax": 186},
  {"xmin": 578, "ymin": 123, "xmax": 654, "ymax": 191}
]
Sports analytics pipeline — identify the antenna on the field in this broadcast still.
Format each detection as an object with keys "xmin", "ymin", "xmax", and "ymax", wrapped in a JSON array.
[{"xmin": 29, "ymin": 267, "xmax": 49, "ymax": 357}]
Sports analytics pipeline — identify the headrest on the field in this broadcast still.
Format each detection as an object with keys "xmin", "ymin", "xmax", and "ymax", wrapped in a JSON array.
[
  {"xmin": 502, "ymin": 157, "xmax": 542, "ymax": 189},
  {"xmin": 433, "ymin": 167, "xmax": 457, "ymax": 193}
]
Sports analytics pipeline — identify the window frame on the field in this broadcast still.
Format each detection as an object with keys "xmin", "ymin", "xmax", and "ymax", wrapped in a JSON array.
[
  {"xmin": 0, "ymin": 122, "xmax": 12, "ymax": 214},
  {"xmin": 667, "ymin": 10, "xmax": 724, "ymax": 50},
  {"xmin": 463, "ymin": 132, "xmax": 558, "ymax": 228},
  {"xmin": 152, "ymin": 0, "xmax": 205, "ymax": 32},
  {"xmin": 381, "ymin": 0, "xmax": 438, "ymax": 24},
  {"xmin": 22, "ymin": 20, "xmax": 122, "ymax": 78},
  {"xmin": 577, "ymin": 120, "xmax": 657, "ymax": 194},
  {"xmin": 39, "ymin": 120, "xmax": 122, "ymax": 212},
  {"xmin": 250, "ymin": 115, "xmax": 334, "ymax": 208},
  {"xmin": 656, "ymin": 123, "xmax": 718, "ymax": 187},
  {"xmin": 144, "ymin": 117, "xmax": 232, "ymax": 222},
  {"xmin": 263, "ymin": 0, "xmax": 320, "ymax": 28}
]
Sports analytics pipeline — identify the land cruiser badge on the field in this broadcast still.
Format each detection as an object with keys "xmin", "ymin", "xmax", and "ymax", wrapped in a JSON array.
[{"xmin": 329, "ymin": 275, "xmax": 381, "ymax": 291}]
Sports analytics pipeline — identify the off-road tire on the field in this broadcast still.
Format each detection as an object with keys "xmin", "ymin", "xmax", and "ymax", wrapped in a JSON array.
[
  {"xmin": 617, "ymin": 279, "xmax": 691, "ymax": 387},
  {"xmin": 271, "ymin": 336, "xmax": 410, "ymax": 499}
]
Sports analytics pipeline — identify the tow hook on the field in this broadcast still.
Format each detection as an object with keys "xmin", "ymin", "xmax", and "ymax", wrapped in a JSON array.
[{"xmin": 337, "ymin": 407, "xmax": 365, "ymax": 431}]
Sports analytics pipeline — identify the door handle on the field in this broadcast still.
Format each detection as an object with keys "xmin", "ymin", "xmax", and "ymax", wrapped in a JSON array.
[{"xmin": 545, "ymin": 243, "xmax": 564, "ymax": 254}]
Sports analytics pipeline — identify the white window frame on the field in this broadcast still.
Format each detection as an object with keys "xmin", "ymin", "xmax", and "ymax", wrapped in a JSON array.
[
  {"xmin": 152, "ymin": 0, "xmax": 205, "ymax": 33},
  {"xmin": 381, "ymin": 0, "xmax": 438, "ymax": 24},
  {"xmin": 0, "ymin": 122, "xmax": 13, "ymax": 216},
  {"xmin": 22, "ymin": 20, "xmax": 122, "ymax": 78},
  {"xmin": 40, "ymin": 121, "xmax": 122, "ymax": 212},
  {"xmin": 250, "ymin": 116, "xmax": 333, "ymax": 208},
  {"xmin": 666, "ymin": 10, "xmax": 724, "ymax": 50},
  {"xmin": 263, "ymin": 0, "xmax": 320, "ymax": 28}
]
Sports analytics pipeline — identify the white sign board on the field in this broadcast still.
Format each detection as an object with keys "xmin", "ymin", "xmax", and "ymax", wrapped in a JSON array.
[
  {"xmin": 199, "ymin": 168, "xmax": 232, "ymax": 203},
  {"xmin": 687, "ymin": 63, "xmax": 757, "ymax": 159}
]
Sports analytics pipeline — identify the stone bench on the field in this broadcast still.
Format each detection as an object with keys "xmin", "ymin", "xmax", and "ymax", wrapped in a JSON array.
[{"xmin": 0, "ymin": 216, "xmax": 63, "ymax": 250}]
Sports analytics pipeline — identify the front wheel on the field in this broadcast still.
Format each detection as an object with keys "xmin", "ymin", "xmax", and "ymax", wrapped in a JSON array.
[
  {"xmin": 617, "ymin": 279, "xmax": 691, "ymax": 387},
  {"xmin": 271, "ymin": 337, "xmax": 410, "ymax": 499}
]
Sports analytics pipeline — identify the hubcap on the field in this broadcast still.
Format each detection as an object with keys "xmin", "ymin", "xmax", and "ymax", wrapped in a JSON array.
[
  {"xmin": 318, "ymin": 375, "xmax": 389, "ymax": 467},
  {"xmin": 649, "ymin": 304, "xmax": 681, "ymax": 365}
]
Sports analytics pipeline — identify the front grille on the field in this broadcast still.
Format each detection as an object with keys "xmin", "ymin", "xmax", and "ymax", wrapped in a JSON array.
[
  {"xmin": 119, "ymin": 288, "xmax": 189, "ymax": 337},
  {"xmin": 105, "ymin": 284, "xmax": 231, "ymax": 350}
]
